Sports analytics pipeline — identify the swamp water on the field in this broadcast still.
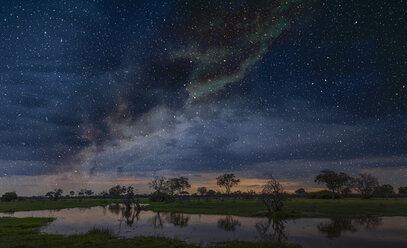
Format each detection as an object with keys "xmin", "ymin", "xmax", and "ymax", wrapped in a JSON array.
[{"xmin": 1, "ymin": 204, "xmax": 406, "ymax": 247}]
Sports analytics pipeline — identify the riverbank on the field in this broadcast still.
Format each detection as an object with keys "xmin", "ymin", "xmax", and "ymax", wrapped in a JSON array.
[
  {"xmin": 143, "ymin": 198, "xmax": 407, "ymax": 217},
  {"xmin": 0, "ymin": 199, "xmax": 121, "ymax": 212},
  {"xmin": 1, "ymin": 198, "xmax": 407, "ymax": 217},
  {"xmin": 0, "ymin": 217, "xmax": 298, "ymax": 248}
]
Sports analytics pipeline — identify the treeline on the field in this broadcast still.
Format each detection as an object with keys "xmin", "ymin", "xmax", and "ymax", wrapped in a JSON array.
[
  {"xmin": 1, "ymin": 171, "xmax": 407, "ymax": 202},
  {"xmin": 312, "ymin": 169, "xmax": 407, "ymax": 199}
]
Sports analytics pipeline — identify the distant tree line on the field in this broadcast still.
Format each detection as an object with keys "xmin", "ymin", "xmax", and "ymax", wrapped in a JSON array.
[
  {"xmin": 313, "ymin": 169, "xmax": 401, "ymax": 199},
  {"xmin": 2, "ymin": 171, "xmax": 407, "ymax": 204}
]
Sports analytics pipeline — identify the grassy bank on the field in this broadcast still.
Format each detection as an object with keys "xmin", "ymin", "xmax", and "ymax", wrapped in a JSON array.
[
  {"xmin": 0, "ymin": 217, "xmax": 298, "ymax": 248},
  {"xmin": 1, "ymin": 198, "xmax": 407, "ymax": 217},
  {"xmin": 143, "ymin": 198, "xmax": 407, "ymax": 217},
  {"xmin": 0, "ymin": 199, "xmax": 120, "ymax": 213}
]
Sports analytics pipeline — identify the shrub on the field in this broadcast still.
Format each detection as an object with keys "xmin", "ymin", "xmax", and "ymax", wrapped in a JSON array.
[
  {"xmin": 306, "ymin": 190, "xmax": 340, "ymax": 199},
  {"xmin": 1, "ymin": 192, "xmax": 18, "ymax": 202}
]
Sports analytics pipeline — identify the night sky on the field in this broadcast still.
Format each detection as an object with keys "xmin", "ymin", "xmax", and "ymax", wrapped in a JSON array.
[{"xmin": 1, "ymin": 0, "xmax": 406, "ymax": 194}]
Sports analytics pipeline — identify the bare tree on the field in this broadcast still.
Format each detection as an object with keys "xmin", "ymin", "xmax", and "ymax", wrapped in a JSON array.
[
  {"xmin": 260, "ymin": 176, "xmax": 284, "ymax": 214},
  {"xmin": 352, "ymin": 173, "xmax": 379, "ymax": 198},
  {"xmin": 216, "ymin": 173, "xmax": 240, "ymax": 195},
  {"xmin": 149, "ymin": 176, "xmax": 172, "ymax": 202},
  {"xmin": 149, "ymin": 176, "xmax": 168, "ymax": 194}
]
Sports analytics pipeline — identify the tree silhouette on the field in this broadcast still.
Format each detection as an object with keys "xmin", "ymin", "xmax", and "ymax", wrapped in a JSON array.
[
  {"xmin": 216, "ymin": 173, "xmax": 240, "ymax": 195},
  {"xmin": 315, "ymin": 170, "xmax": 350, "ymax": 199}
]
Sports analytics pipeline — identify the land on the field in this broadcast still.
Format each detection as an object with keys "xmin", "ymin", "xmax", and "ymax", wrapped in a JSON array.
[
  {"xmin": 0, "ymin": 217, "xmax": 298, "ymax": 248},
  {"xmin": 1, "ymin": 198, "xmax": 407, "ymax": 217},
  {"xmin": 0, "ymin": 199, "xmax": 120, "ymax": 213},
  {"xmin": 143, "ymin": 198, "xmax": 407, "ymax": 218}
]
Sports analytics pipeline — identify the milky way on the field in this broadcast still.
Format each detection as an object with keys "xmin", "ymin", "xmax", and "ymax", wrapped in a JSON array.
[{"xmin": 0, "ymin": 0, "xmax": 406, "ymax": 193}]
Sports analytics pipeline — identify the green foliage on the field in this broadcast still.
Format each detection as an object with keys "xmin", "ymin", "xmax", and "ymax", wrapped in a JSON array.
[
  {"xmin": 352, "ymin": 173, "xmax": 379, "ymax": 198},
  {"xmin": 0, "ymin": 199, "xmax": 121, "ymax": 213},
  {"xmin": 216, "ymin": 173, "xmax": 240, "ymax": 195},
  {"xmin": 144, "ymin": 198, "xmax": 407, "ymax": 217},
  {"xmin": 168, "ymin": 177, "xmax": 191, "ymax": 195},
  {"xmin": 399, "ymin": 187, "xmax": 407, "ymax": 195},
  {"xmin": 108, "ymin": 185, "xmax": 127, "ymax": 198},
  {"xmin": 45, "ymin": 188, "xmax": 63, "ymax": 200},
  {"xmin": 214, "ymin": 241, "xmax": 300, "ymax": 248},
  {"xmin": 0, "ymin": 217, "xmax": 195, "ymax": 248},
  {"xmin": 294, "ymin": 188, "xmax": 305, "ymax": 195},
  {"xmin": 373, "ymin": 184, "xmax": 394, "ymax": 197},
  {"xmin": 306, "ymin": 190, "xmax": 340, "ymax": 199},
  {"xmin": 1, "ymin": 192, "xmax": 18, "ymax": 202},
  {"xmin": 314, "ymin": 170, "xmax": 350, "ymax": 199}
]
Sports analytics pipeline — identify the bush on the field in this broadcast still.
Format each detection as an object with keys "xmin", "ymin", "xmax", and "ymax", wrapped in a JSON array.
[
  {"xmin": 306, "ymin": 190, "xmax": 340, "ymax": 199},
  {"xmin": 148, "ymin": 192, "xmax": 173, "ymax": 202},
  {"xmin": 1, "ymin": 192, "xmax": 18, "ymax": 202}
]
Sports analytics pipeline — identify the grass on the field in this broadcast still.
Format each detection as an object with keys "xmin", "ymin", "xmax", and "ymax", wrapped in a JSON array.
[
  {"xmin": 0, "ymin": 217, "xmax": 296, "ymax": 248},
  {"xmin": 1, "ymin": 198, "xmax": 407, "ymax": 218},
  {"xmin": 0, "ymin": 199, "xmax": 121, "ymax": 213},
  {"xmin": 143, "ymin": 198, "xmax": 407, "ymax": 217},
  {"xmin": 143, "ymin": 199, "xmax": 265, "ymax": 216},
  {"xmin": 283, "ymin": 198, "xmax": 407, "ymax": 217}
]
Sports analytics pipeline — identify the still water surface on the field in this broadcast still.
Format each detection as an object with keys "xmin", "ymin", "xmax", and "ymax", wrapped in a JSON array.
[{"xmin": 1, "ymin": 204, "xmax": 406, "ymax": 247}]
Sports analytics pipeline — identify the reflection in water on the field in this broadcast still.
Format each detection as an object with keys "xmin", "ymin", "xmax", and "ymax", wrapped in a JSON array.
[
  {"xmin": 150, "ymin": 212, "xmax": 164, "ymax": 229},
  {"xmin": 107, "ymin": 203, "xmax": 141, "ymax": 227},
  {"xmin": 255, "ymin": 217, "xmax": 287, "ymax": 242},
  {"xmin": 217, "ymin": 216, "xmax": 241, "ymax": 231},
  {"xmin": 354, "ymin": 216, "xmax": 383, "ymax": 229},
  {"xmin": 317, "ymin": 218, "xmax": 357, "ymax": 239},
  {"xmin": 317, "ymin": 216, "xmax": 383, "ymax": 239},
  {"xmin": 0, "ymin": 207, "xmax": 405, "ymax": 248},
  {"xmin": 165, "ymin": 213, "xmax": 190, "ymax": 227}
]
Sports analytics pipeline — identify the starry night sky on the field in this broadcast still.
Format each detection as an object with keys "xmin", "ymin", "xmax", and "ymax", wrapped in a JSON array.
[{"xmin": 0, "ymin": 0, "xmax": 406, "ymax": 194}]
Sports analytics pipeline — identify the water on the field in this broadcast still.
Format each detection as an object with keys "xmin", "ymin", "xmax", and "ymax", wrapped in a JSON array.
[{"xmin": 1, "ymin": 204, "xmax": 406, "ymax": 247}]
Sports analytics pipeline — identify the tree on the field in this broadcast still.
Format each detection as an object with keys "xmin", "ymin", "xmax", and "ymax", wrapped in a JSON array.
[
  {"xmin": 69, "ymin": 191, "xmax": 75, "ymax": 197},
  {"xmin": 352, "ymin": 173, "xmax": 379, "ymax": 198},
  {"xmin": 295, "ymin": 188, "xmax": 306, "ymax": 195},
  {"xmin": 123, "ymin": 186, "xmax": 136, "ymax": 206},
  {"xmin": 341, "ymin": 187, "xmax": 352, "ymax": 197},
  {"xmin": 99, "ymin": 190, "xmax": 108, "ymax": 197},
  {"xmin": 168, "ymin": 177, "xmax": 191, "ymax": 196},
  {"xmin": 149, "ymin": 177, "xmax": 169, "ymax": 195},
  {"xmin": 216, "ymin": 173, "xmax": 240, "ymax": 195},
  {"xmin": 314, "ymin": 170, "xmax": 350, "ymax": 199},
  {"xmin": 373, "ymin": 184, "xmax": 394, "ymax": 197},
  {"xmin": 54, "ymin": 188, "xmax": 63, "ymax": 199},
  {"xmin": 398, "ymin": 187, "xmax": 407, "ymax": 195},
  {"xmin": 207, "ymin": 189, "xmax": 216, "ymax": 196},
  {"xmin": 1, "ymin": 192, "xmax": 18, "ymax": 202},
  {"xmin": 108, "ymin": 185, "xmax": 127, "ymax": 198},
  {"xmin": 197, "ymin": 187, "xmax": 207, "ymax": 196},
  {"xmin": 85, "ymin": 189, "xmax": 94, "ymax": 197},
  {"xmin": 149, "ymin": 176, "xmax": 171, "ymax": 202},
  {"xmin": 99, "ymin": 190, "xmax": 109, "ymax": 202},
  {"xmin": 260, "ymin": 176, "xmax": 284, "ymax": 214},
  {"xmin": 46, "ymin": 189, "xmax": 63, "ymax": 200},
  {"xmin": 78, "ymin": 189, "xmax": 85, "ymax": 198}
]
